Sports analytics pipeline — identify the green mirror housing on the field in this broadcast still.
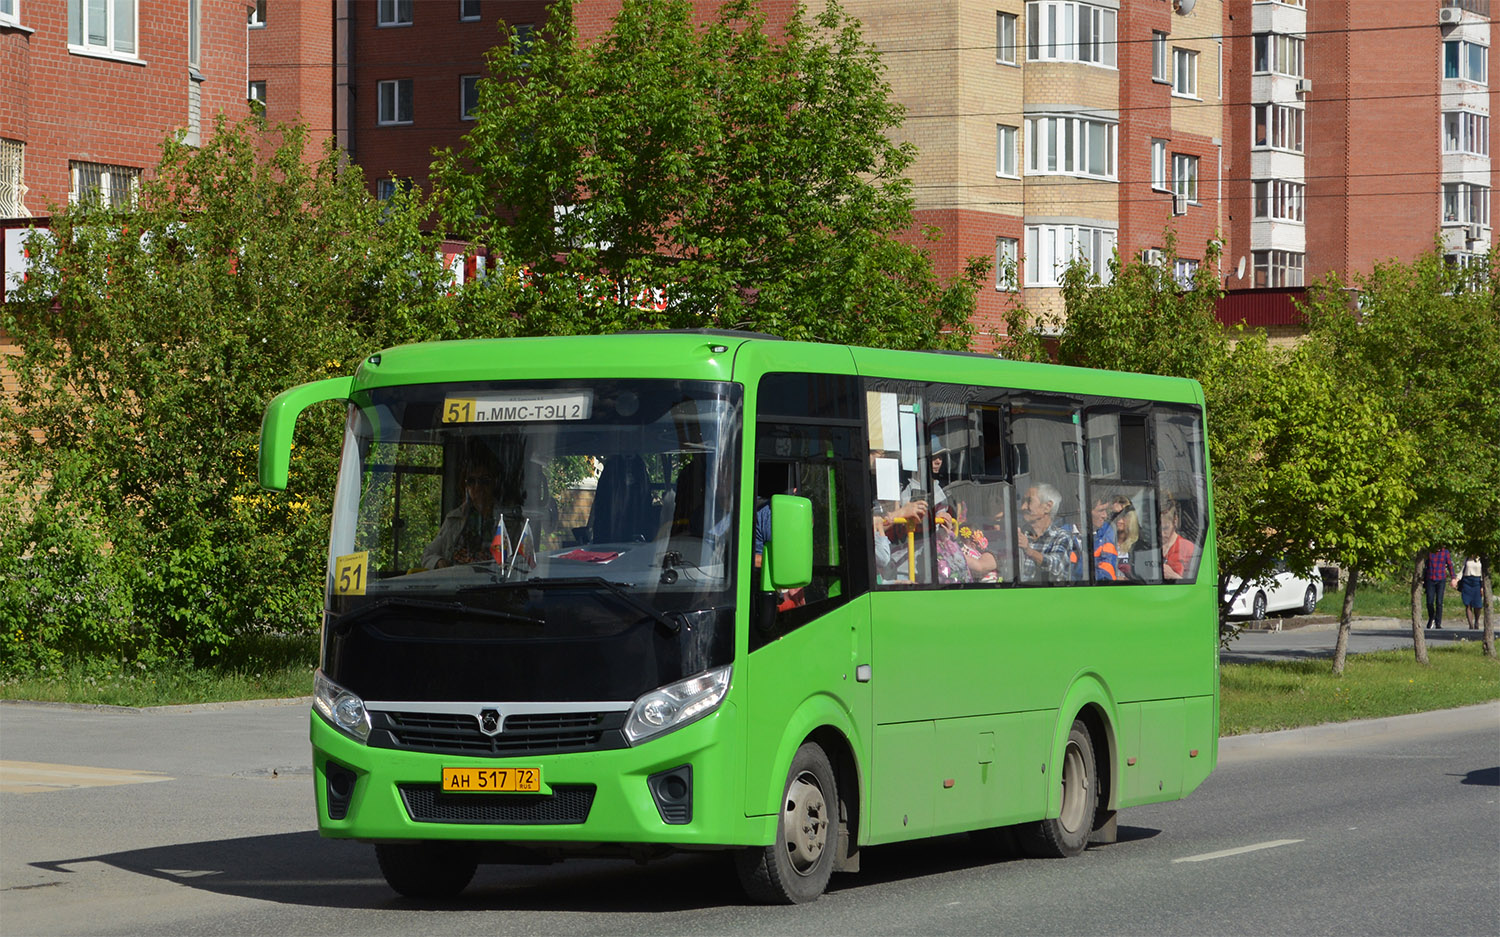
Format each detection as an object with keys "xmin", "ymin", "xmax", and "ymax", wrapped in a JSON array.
[
  {"xmin": 767, "ymin": 494, "xmax": 813, "ymax": 590},
  {"xmin": 258, "ymin": 376, "xmax": 353, "ymax": 491}
]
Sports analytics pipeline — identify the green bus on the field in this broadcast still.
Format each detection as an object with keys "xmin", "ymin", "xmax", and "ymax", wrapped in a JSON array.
[{"xmin": 259, "ymin": 331, "xmax": 1218, "ymax": 904}]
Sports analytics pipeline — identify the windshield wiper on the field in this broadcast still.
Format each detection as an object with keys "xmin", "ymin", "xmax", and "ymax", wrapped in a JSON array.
[
  {"xmin": 459, "ymin": 576, "xmax": 681, "ymax": 635},
  {"xmin": 331, "ymin": 596, "xmax": 544, "ymax": 631}
]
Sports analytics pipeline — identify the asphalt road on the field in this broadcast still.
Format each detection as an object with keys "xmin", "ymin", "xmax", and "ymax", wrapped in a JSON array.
[
  {"xmin": 2, "ymin": 698, "xmax": 1496, "ymax": 936},
  {"xmin": 1221, "ymin": 615, "xmax": 1491, "ymax": 664}
]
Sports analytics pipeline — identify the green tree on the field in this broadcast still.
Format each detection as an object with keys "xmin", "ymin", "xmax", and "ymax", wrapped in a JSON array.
[
  {"xmin": 431, "ymin": 0, "xmax": 984, "ymax": 349},
  {"xmin": 0, "ymin": 116, "xmax": 457, "ymax": 668},
  {"xmin": 1301, "ymin": 250, "xmax": 1500, "ymax": 662}
]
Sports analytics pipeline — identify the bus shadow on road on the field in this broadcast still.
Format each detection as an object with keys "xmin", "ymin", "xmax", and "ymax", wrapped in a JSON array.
[{"xmin": 28, "ymin": 825, "xmax": 1165, "ymax": 911}]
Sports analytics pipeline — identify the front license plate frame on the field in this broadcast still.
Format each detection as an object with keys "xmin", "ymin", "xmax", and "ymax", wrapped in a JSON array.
[{"xmin": 441, "ymin": 766, "xmax": 542, "ymax": 793}]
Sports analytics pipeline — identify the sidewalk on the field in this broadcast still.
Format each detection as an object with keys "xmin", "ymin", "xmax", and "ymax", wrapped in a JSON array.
[{"xmin": 1222, "ymin": 614, "xmax": 1492, "ymax": 664}]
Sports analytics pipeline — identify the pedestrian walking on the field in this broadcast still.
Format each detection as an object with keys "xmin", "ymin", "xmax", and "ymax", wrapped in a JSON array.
[
  {"xmin": 1456, "ymin": 554, "xmax": 1484, "ymax": 630},
  {"xmin": 1423, "ymin": 546, "xmax": 1454, "ymax": 629}
]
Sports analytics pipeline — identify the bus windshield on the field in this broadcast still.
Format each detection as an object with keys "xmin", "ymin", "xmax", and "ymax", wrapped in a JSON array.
[{"xmin": 327, "ymin": 379, "xmax": 741, "ymax": 648}]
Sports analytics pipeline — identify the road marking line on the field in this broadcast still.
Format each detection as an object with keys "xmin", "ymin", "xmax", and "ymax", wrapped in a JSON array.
[
  {"xmin": 0, "ymin": 760, "xmax": 173, "ymax": 794},
  {"xmin": 1173, "ymin": 839, "xmax": 1304, "ymax": 863}
]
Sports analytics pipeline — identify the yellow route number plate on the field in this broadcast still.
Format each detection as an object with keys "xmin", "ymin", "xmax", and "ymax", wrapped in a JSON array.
[{"xmin": 441, "ymin": 766, "xmax": 542, "ymax": 793}]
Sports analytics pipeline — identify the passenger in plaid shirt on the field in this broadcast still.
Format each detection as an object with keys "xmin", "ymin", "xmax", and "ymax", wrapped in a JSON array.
[{"xmin": 1423, "ymin": 547, "xmax": 1454, "ymax": 629}]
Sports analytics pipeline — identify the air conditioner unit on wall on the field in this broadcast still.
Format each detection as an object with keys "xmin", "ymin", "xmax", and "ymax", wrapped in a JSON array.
[
  {"xmin": 1296, "ymin": 78, "xmax": 1312, "ymax": 94},
  {"xmin": 1438, "ymin": 7, "xmax": 1462, "ymax": 25},
  {"xmin": 1172, "ymin": 194, "xmax": 1188, "ymax": 216},
  {"xmin": 1466, "ymin": 224, "xmax": 1483, "ymax": 240}
]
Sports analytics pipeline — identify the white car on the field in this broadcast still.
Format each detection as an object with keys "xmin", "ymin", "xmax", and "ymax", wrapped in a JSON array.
[{"xmin": 1224, "ymin": 561, "xmax": 1324, "ymax": 620}]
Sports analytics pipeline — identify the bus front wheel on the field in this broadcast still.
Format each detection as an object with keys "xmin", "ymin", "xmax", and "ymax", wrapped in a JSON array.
[
  {"xmin": 375, "ymin": 842, "xmax": 478, "ymax": 898},
  {"xmin": 1021, "ymin": 719, "xmax": 1097, "ymax": 859},
  {"xmin": 735, "ymin": 742, "xmax": 837, "ymax": 904}
]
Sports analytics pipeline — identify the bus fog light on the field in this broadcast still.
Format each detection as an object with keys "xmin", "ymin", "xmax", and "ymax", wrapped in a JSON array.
[
  {"xmin": 314, "ymin": 670, "xmax": 372, "ymax": 743},
  {"xmin": 624, "ymin": 666, "xmax": 731, "ymax": 745}
]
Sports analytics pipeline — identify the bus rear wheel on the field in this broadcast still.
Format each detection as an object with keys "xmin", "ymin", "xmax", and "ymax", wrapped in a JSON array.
[
  {"xmin": 735, "ymin": 742, "xmax": 837, "ymax": 904},
  {"xmin": 375, "ymin": 842, "xmax": 478, "ymax": 898},
  {"xmin": 1021, "ymin": 719, "xmax": 1097, "ymax": 859}
]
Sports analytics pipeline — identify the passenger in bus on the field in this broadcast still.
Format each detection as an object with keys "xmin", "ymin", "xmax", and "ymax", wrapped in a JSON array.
[
  {"xmin": 900, "ymin": 442, "xmax": 947, "ymax": 508},
  {"xmin": 420, "ymin": 445, "xmax": 503, "ymax": 569},
  {"xmin": 1089, "ymin": 496, "xmax": 1120, "ymax": 581},
  {"xmin": 1017, "ymin": 483, "xmax": 1084, "ymax": 583},
  {"xmin": 1159, "ymin": 496, "xmax": 1197, "ymax": 581},
  {"xmin": 1111, "ymin": 496, "xmax": 1143, "ymax": 580}
]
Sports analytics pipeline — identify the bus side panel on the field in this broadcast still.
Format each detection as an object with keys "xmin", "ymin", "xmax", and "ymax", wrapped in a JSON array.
[
  {"xmin": 1123, "ymin": 698, "xmax": 1185, "ymax": 806},
  {"xmin": 933, "ymin": 710, "xmax": 1053, "ymax": 837},
  {"xmin": 1182, "ymin": 693, "xmax": 1217, "ymax": 795},
  {"xmin": 869, "ymin": 720, "xmax": 934, "ymax": 842}
]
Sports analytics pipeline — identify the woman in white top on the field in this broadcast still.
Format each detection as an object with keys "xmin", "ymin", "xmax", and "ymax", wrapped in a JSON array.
[{"xmin": 1456, "ymin": 555, "xmax": 1484, "ymax": 630}]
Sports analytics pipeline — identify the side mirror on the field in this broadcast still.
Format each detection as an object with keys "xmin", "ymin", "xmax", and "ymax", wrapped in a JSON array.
[
  {"xmin": 765, "ymin": 494, "xmax": 813, "ymax": 590},
  {"xmin": 258, "ymin": 376, "xmax": 353, "ymax": 490}
]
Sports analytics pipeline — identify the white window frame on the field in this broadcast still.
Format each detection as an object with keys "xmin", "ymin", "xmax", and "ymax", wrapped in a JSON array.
[
  {"xmin": 1253, "ymin": 33, "xmax": 1304, "ymax": 78},
  {"xmin": 997, "ymin": 11, "xmax": 1017, "ymax": 65},
  {"xmin": 1152, "ymin": 31, "xmax": 1169, "ymax": 83},
  {"xmin": 69, "ymin": 160, "xmax": 140, "ymax": 209},
  {"xmin": 1172, "ymin": 153, "xmax": 1198, "ymax": 203},
  {"xmin": 1173, "ymin": 258, "xmax": 1199, "ymax": 289},
  {"xmin": 996, "ymin": 124, "xmax": 1019, "ymax": 177},
  {"xmin": 1253, "ymin": 179, "xmax": 1304, "ymax": 222},
  {"xmin": 248, "ymin": 0, "xmax": 265, "ymax": 28},
  {"xmin": 188, "ymin": 0, "xmax": 200, "ymax": 70},
  {"xmin": 378, "ymin": 79, "xmax": 414, "ymax": 126},
  {"xmin": 461, "ymin": 75, "xmax": 480, "ymax": 120},
  {"xmin": 1443, "ymin": 111, "xmax": 1490, "ymax": 156},
  {"xmin": 1150, "ymin": 139, "xmax": 1168, "ymax": 191},
  {"xmin": 1, "ymin": 0, "xmax": 20, "ymax": 28},
  {"xmin": 996, "ymin": 236, "xmax": 1019, "ymax": 291},
  {"xmin": 377, "ymin": 0, "xmax": 413, "ymax": 27},
  {"xmin": 0, "ymin": 139, "xmax": 24, "ymax": 218},
  {"xmin": 1023, "ymin": 224, "xmax": 1116, "ymax": 288},
  {"xmin": 1026, "ymin": 114, "xmax": 1117, "ymax": 180},
  {"xmin": 1172, "ymin": 48, "xmax": 1198, "ymax": 98},
  {"xmin": 1252, "ymin": 103, "xmax": 1304, "ymax": 152},
  {"xmin": 1025, "ymin": 1, "xmax": 1117, "ymax": 68},
  {"xmin": 460, "ymin": 0, "xmax": 481, "ymax": 21},
  {"xmin": 248, "ymin": 80, "xmax": 266, "ymax": 106},
  {"xmin": 1252, "ymin": 249, "xmax": 1304, "ymax": 288},
  {"xmin": 68, "ymin": 0, "xmax": 138, "ymax": 59},
  {"xmin": 1442, "ymin": 182, "xmax": 1490, "ymax": 226},
  {"xmin": 1443, "ymin": 40, "xmax": 1488, "ymax": 84}
]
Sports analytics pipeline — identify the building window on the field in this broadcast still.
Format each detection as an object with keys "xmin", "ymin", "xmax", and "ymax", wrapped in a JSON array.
[
  {"xmin": 1443, "ymin": 40, "xmax": 1488, "ymax": 84},
  {"xmin": 1023, "ymin": 224, "xmax": 1116, "ymax": 287},
  {"xmin": 1252, "ymin": 250, "xmax": 1304, "ymax": 288},
  {"xmin": 68, "ymin": 0, "xmax": 137, "ymax": 57},
  {"xmin": 1025, "ymin": 2, "xmax": 1117, "ymax": 67},
  {"xmin": 1173, "ymin": 258, "xmax": 1199, "ymax": 288},
  {"xmin": 996, "ymin": 236, "xmax": 1018, "ymax": 291},
  {"xmin": 0, "ymin": 139, "xmax": 24, "ymax": 218},
  {"xmin": 996, "ymin": 11, "xmax": 1017, "ymax": 65},
  {"xmin": 1172, "ymin": 154, "xmax": 1198, "ymax": 203},
  {"xmin": 1026, "ymin": 114, "xmax": 1117, "ymax": 179},
  {"xmin": 1151, "ymin": 139, "xmax": 1168, "ymax": 191},
  {"xmin": 1, "ymin": 0, "xmax": 20, "ymax": 27},
  {"xmin": 461, "ymin": 75, "xmax": 480, "ymax": 120},
  {"xmin": 1443, "ymin": 111, "xmax": 1490, "ymax": 156},
  {"xmin": 378, "ymin": 79, "xmax": 414, "ymax": 125},
  {"xmin": 1172, "ymin": 48, "xmax": 1198, "ymax": 97},
  {"xmin": 1253, "ymin": 33, "xmax": 1303, "ymax": 78},
  {"xmin": 248, "ymin": 80, "xmax": 266, "ymax": 109},
  {"xmin": 1152, "ymin": 31, "xmax": 1169, "ymax": 83},
  {"xmin": 1252, "ymin": 104, "xmax": 1304, "ymax": 152},
  {"xmin": 996, "ymin": 124, "xmax": 1018, "ymax": 177},
  {"xmin": 1253, "ymin": 179, "xmax": 1304, "ymax": 222},
  {"xmin": 378, "ymin": 0, "xmax": 413, "ymax": 26},
  {"xmin": 188, "ymin": 0, "xmax": 200, "ymax": 69},
  {"xmin": 460, "ymin": 0, "xmax": 480, "ymax": 21},
  {"xmin": 69, "ymin": 160, "xmax": 140, "ymax": 209},
  {"xmin": 1442, "ymin": 182, "xmax": 1490, "ymax": 226},
  {"xmin": 248, "ymin": 0, "xmax": 265, "ymax": 27},
  {"xmin": 377, "ymin": 178, "xmax": 414, "ymax": 201}
]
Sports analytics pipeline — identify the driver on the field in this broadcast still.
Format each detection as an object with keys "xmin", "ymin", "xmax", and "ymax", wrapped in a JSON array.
[{"xmin": 420, "ymin": 443, "xmax": 503, "ymax": 569}]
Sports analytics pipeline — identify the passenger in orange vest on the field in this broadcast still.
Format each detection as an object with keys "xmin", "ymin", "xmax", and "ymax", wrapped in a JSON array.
[{"xmin": 1089, "ymin": 496, "xmax": 1120, "ymax": 581}]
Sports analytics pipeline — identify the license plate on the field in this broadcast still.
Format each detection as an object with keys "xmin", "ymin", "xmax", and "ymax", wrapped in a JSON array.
[{"xmin": 441, "ymin": 766, "xmax": 541, "ymax": 793}]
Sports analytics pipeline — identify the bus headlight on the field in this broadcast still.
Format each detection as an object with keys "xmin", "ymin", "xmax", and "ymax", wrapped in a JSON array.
[
  {"xmin": 314, "ymin": 670, "xmax": 371, "ymax": 743},
  {"xmin": 623, "ymin": 665, "xmax": 732, "ymax": 745}
]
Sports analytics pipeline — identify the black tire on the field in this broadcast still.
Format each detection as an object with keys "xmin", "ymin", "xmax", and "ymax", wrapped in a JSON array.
[
  {"xmin": 375, "ymin": 842, "xmax": 478, "ymax": 899},
  {"xmin": 735, "ymin": 742, "xmax": 838, "ymax": 904},
  {"xmin": 1020, "ymin": 720, "xmax": 1098, "ymax": 859},
  {"xmin": 1302, "ymin": 585, "xmax": 1318, "ymax": 616},
  {"xmin": 1251, "ymin": 591, "xmax": 1267, "ymax": 621}
]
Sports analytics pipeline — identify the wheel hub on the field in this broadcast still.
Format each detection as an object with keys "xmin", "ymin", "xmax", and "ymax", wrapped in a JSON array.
[{"xmin": 782, "ymin": 771, "xmax": 828, "ymax": 875}]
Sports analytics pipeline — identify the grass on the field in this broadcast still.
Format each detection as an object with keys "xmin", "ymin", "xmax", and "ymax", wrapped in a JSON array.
[
  {"xmin": 1220, "ymin": 640, "xmax": 1500, "ymax": 736},
  {"xmin": 0, "ymin": 634, "xmax": 318, "ymax": 708}
]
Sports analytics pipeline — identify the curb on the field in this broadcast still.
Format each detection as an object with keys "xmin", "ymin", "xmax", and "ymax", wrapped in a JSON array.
[{"xmin": 1220, "ymin": 700, "xmax": 1500, "ymax": 752}]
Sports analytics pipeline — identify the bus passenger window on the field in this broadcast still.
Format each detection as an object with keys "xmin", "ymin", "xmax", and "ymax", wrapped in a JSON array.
[
  {"xmin": 1011, "ymin": 401, "xmax": 1088, "ymax": 584},
  {"xmin": 1154, "ymin": 407, "xmax": 1208, "ymax": 584}
]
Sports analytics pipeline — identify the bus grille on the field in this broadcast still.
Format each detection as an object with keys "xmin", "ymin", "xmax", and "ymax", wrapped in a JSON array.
[
  {"xmin": 398, "ymin": 784, "xmax": 596, "ymax": 825},
  {"xmin": 371, "ymin": 710, "xmax": 626, "ymax": 757}
]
